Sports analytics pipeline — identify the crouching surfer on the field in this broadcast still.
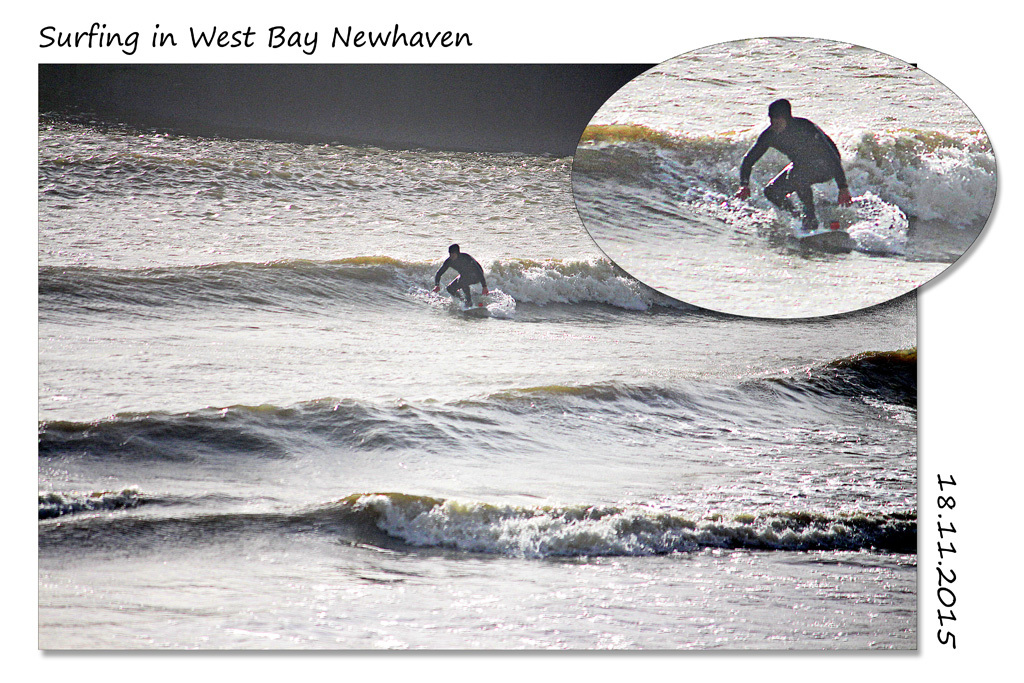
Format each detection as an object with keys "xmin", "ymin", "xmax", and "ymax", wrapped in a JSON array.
[
  {"xmin": 735, "ymin": 98, "xmax": 853, "ymax": 232},
  {"xmin": 433, "ymin": 243, "xmax": 489, "ymax": 307}
]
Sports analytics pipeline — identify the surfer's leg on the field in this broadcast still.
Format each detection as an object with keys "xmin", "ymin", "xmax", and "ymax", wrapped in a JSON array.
[
  {"xmin": 763, "ymin": 164, "xmax": 798, "ymax": 215},
  {"xmin": 795, "ymin": 183, "xmax": 817, "ymax": 223},
  {"xmin": 456, "ymin": 274, "xmax": 481, "ymax": 307},
  {"xmin": 790, "ymin": 165, "xmax": 826, "ymax": 229},
  {"xmin": 446, "ymin": 277, "xmax": 464, "ymax": 302}
]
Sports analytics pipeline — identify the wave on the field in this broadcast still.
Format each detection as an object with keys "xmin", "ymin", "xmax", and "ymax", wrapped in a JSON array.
[
  {"xmin": 485, "ymin": 258, "xmax": 665, "ymax": 309},
  {"xmin": 38, "ymin": 257, "xmax": 425, "ymax": 311},
  {"xmin": 339, "ymin": 492, "xmax": 916, "ymax": 556},
  {"xmin": 38, "ymin": 490, "xmax": 915, "ymax": 556},
  {"xmin": 39, "ymin": 349, "xmax": 915, "ymax": 462},
  {"xmin": 846, "ymin": 128, "xmax": 996, "ymax": 225},
  {"xmin": 766, "ymin": 349, "xmax": 917, "ymax": 408},
  {"xmin": 484, "ymin": 349, "xmax": 916, "ymax": 409},
  {"xmin": 38, "ymin": 487, "xmax": 145, "ymax": 519},
  {"xmin": 39, "ymin": 256, "xmax": 674, "ymax": 315},
  {"xmin": 580, "ymin": 124, "xmax": 690, "ymax": 149},
  {"xmin": 577, "ymin": 123, "xmax": 996, "ymax": 229},
  {"xmin": 37, "ymin": 399, "xmax": 424, "ymax": 462}
]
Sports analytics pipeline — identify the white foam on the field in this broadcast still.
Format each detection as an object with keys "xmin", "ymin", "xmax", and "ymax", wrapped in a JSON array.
[
  {"xmin": 350, "ymin": 494, "xmax": 907, "ymax": 557},
  {"xmin": 482, "ymin": 289, "xmax": 516, "ymax": 318},
  {"xmin": 39, "ymin": 487, "xmax": 143, "ymax": 519},
  {"xmin": 840, "ymin": 129, "xmax": 995, "ymax": 227},
  {"xmin": 843, "ymin": 193, "xmax": 910, "ymax": 255},
  {"xmin": 486, "ymin": 258, "xmax": 653, "ymax": 310}
]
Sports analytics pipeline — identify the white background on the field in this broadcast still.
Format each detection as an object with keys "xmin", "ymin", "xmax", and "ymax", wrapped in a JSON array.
[{"xmin": 10, "ymin": 0, "xmax": 1021, "ymax": 677}]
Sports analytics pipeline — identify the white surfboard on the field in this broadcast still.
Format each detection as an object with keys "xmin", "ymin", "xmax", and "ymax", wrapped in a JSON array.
[
  {"xmin": 458, "ymin": 301, "xmax": 490, "ymax": 316},
  {"xmin": 421, "ymin": 287, "xmax": 514, "ymax": 319},
  {"xmin": 786, "ymin": 221, "xmax": 857, "ymax": 254},
  {"xmin": 787, "ymin": 193, "xmax": 907, "ymax": 255}
]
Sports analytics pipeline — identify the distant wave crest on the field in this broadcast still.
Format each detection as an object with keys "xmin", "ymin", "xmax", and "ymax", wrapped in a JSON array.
[{"xmin": 38, "ymin": 488, "xmax": 144, "ymax": 519}]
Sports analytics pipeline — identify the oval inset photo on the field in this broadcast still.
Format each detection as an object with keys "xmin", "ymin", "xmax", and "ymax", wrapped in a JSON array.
[{"xmin": 572, "ymin": 37, "xmax": 996, "ymax": 318}]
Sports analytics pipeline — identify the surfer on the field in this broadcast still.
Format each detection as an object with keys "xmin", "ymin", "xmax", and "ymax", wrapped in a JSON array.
[
  {"xmin": 735, "ymin": 99, "xmax": 853, "ymax": 232},
  {"xmin": 433, "ymin": 243, "xmax": 489, "ymax": 307}
]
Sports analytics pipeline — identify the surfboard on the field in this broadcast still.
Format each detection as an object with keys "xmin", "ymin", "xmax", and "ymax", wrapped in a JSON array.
[
  {"xmin": 424, "ymin": 287, "xmax": 514, "ymax": 319},
  {"xmin": 459, "ymin": 302, "xmax": 490, "ymax": 317},
  {"xmin": 786, "ymin": 222, "xmax": 856, "ymax": 254},
  {"xmin": 448, "ymin": 291, "xmax": 492, "ymax": 316},
  {"xmin": 784, "ymin": 194, "xmax": 905, "ymax": 255}
]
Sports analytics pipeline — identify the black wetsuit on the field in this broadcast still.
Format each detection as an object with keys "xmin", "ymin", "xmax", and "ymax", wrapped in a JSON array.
[
  {"xmin": 740, "ymin": 117, "xmax": 848, "ymax": 224},
  {"xmin": 435, "ymin": 252, "xmax": 487, "ymax": 306}
]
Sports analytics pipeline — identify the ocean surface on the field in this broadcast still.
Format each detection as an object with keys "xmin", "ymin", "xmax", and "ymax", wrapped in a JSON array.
[
  {"xmin": 39, "ymin": 115, "xmax": 917, "ymax": 649},
  {"xmin": 573, "ymin": 37, "xmax": 996, "ymax": 318}
]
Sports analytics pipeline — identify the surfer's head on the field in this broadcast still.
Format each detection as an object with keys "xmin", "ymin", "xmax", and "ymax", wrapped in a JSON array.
[
  {"xmin": 449, "ymin": 243, "xmax": 460, "ymax": 256},
  {"xmin": 768, "ymin": 99, "xmax": 792, "ymax": 131},
  {"xmin": 768, "ymin": 99, "xmax": 792, "ymax": 119}
]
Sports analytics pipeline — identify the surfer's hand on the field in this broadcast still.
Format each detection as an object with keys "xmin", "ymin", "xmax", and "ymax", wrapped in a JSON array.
[
  {"xmin": 432, "ymin": 285, "xmax": 440, "ymax": 293},
  {"xmin": 735, "ymin": 185, "xmax": 750, "ymax": 200},
  {"xmin": 482, "ymin": 288, "xmax": 489, "ymax": 295},
  {"xmin": 838, "ymin": 189, "xmax": 853, "ymax": 206}
]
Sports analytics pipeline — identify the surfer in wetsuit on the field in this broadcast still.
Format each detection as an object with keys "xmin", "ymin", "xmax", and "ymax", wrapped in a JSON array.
[
  {"xmin": 735, "ymin": 99, "xmax": 853, "ymax": 232},
  {"xmin": 433, "ymin": 243, "xmax": 489, "ymax": 307}
]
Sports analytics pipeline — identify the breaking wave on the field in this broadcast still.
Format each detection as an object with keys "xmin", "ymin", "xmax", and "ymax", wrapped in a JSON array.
[
  {"xmin": 39, "ymin": 490, "xmax": 915, "ymax": 556},
  {"xmin": 578, "ymin": 123, "xmax": 995, "ymax": 229},
  {"xmin": 38, "ymin": 487, "xmax": 144, "ymax": 519},
  {"xmin": 340, "ymin": 492, "xmax": 916, "ymax": 556},
  {"xmin": 39, "ymin": 256, "xmax": 674, "ymax": 316}
]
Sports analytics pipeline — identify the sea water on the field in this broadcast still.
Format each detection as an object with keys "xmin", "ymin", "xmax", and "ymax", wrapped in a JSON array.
[{"xmin": 39, "ymin": 117, "xmax": 916, "ymax": 649}]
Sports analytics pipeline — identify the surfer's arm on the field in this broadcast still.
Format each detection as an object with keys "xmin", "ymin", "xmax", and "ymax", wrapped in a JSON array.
[
  {"xmin": 822, "ymin": 135, "xmax": 852, "ymax": 204},
  {"xmin": 828, "ymin": 154, "xmax": 848, "ymax": 190},
  {"xmin": 472, "ymin": 259, "xmax": 488, "ymax": 293},
  {"xmin": 739, "ymin": 130, "xmax": 771, "ymax": 186},
  {"xmin": 820, "ymin": 129, "xmax": 849, "ymax": 190},
  {"xmin": 434, "ymin": 257, "xmax": 452, "ymax": 286}
]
